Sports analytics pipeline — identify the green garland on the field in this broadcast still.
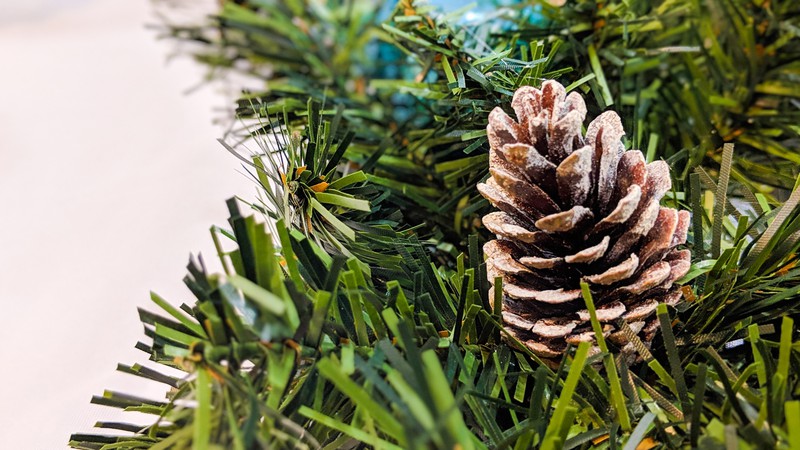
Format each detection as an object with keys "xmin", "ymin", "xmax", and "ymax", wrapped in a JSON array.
[{"xmin": 71, "ymin": 1, "xmax": 800, "ymax": 448}]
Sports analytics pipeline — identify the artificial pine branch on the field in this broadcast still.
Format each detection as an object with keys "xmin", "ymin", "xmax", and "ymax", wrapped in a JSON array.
[
  {"xmin": 525, "ymin": 0, "xmax": 800, "ymax": 193},
  {"xmin": 70, "ymin": 1, "xmax": 800, "ymax": 448},
  {"xmin": 156, "ymin": 0, "xmax": 583, "ymax": 254}
]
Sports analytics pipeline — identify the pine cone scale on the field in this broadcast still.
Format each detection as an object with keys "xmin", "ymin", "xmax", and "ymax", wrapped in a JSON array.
[
  {"xmin": 585, "ymin": 254, "xmax": 639, "ymax": 285},
  {"xmin": 624, "ymin": 262, "xmax": 672, "ymax": 295},
  {"xmin": 482, "ymin": 212, "xmax": 540, "ymax": 243},
  {"xmin": 556, "ymin": 145, "xmax": 593, "ymax": 207},
  {"xmin": 622, "ymin": 299, "xmax": 660, "ymax": 322},
  {"xmin": 590, "ymin": 185, "xmax": 641, "ymax": 236},
  {"xmin": 501, "ymin": 143, "xmax": 558, "ymax": 186},
  {"xmin": 605, "ymin": 200, "xmax": 661, "ymax": 263},
  {"xmin": 604, "ymin": 152, "xmax": 647, "ymax": 218},
  {"xmin": 587, "ymin": 112, "xmax": 625, "ymax": 211},
  {"xmin": 535, "ymin": 206, "xmax": 593, "ymax": 233},
  {"xmin": 489, "ymin": 166, "xmax": 560, "ymax": 216},
  {"xmin": 519, "ymin": 255, "xmax": 564, "ymax": 269},
  {"xmin": 564, "ymin": 235, "xmax": 609, "ymax": 264},
  {"xmin": 487, "ymin": 109, "xmax": 523, "ymax": 150},
  {"xmin": 638, "ymin": 208, "xmax": 679, "ymax": 267},
  {"xmin": 549, "ymin": 111, "xmax": 585, "ymax": 161}
]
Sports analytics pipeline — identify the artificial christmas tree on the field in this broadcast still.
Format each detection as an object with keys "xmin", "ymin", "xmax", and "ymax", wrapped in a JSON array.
[
  {"xmin": 479, "ymin": 80, "xmax": 691, "ymax": 357},
  {"xmin": 70, "ymin": 2, "xmax": 800, "ymax": 448}
]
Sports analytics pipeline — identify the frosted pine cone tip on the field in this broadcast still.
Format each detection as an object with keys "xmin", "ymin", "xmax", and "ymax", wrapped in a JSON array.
[{"xmin": 478, "ymin": 80, "xmax": 691, "ymax": 358}]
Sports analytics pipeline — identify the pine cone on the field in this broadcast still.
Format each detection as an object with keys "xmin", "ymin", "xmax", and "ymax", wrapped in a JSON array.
[{"xmin": 478, "ymin": 80, "xmax": 691, "ymax": 358}]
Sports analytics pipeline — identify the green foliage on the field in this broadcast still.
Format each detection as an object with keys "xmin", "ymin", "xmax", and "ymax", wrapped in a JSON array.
[
  {"xmin": 670, "ymin": 145, "xmax": 800, "ymax": 343},
  {"xmin": 69, "ymin": 191, "xmax": 800, "ymax": 449},
  {"xmin": 160, "ymin": 0, "xmax": 576, "ymax": 247},
  {"xmin": 68, "ymin": 194, "xmax": 537, "ymax": 449},
  {"xmin": 71, "ymin": 110, "xmax": 800, "ymax": 449},
  {"xmin": 160, "ymin": 0, "xmax": 800, "ymax": 245},
  {"xmin": 530, "ymin": 0, "xmax": 800, "ymax": 193},
  {"xmin": 71, "ymin": 1, "xmax": 800, "ymax": 449}
]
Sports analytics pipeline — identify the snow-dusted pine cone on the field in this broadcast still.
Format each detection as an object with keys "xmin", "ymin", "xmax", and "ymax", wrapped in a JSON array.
[{"xmin": 478, "ymin": 80, "xmax": 691, "ymax": 358}]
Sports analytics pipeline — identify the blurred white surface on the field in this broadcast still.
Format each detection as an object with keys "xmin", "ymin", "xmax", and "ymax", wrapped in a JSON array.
[
  {"xmin": 0, "ymin": 0, "xmax": 93, "ymax": 24},
  {"xmin": 0, "ymin": 1, "xmax": 253, "ymax": 447}
]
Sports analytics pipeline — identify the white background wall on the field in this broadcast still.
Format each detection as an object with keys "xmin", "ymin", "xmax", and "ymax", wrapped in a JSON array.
[{"xmin": 0, "ymin": 1, "xmax": 254, "ymax": 447}]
